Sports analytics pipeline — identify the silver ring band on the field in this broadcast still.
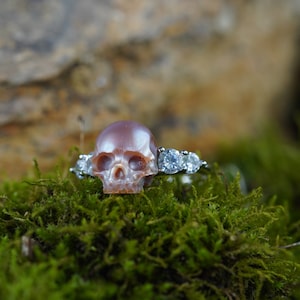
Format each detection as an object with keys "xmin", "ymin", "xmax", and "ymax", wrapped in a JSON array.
[
  {"xmin": 70, "ymin": 148, "xmax": 208, "ymax": 179},
  {"xmin": 70, "ymin": 120, "xmax": 208, "ymax": 194}
]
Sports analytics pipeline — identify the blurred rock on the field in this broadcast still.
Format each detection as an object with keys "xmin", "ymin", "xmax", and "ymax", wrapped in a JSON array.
[{"xmin": 0, "ymin": 0, "xmax": 299, "ymax": 179}]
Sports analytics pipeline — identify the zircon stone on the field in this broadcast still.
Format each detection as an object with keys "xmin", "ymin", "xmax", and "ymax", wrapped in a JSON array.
[
  {"xmin": 71, "ymin": 153, "xmax": 94, "ymax": 178},
  {"xmin": 158, "ymin": 149, "xmax": 183, "ymax": 174},
  {"xmin": 182, "ymin": 152, "xmax": 201, "ymax": 174},
  {"xmin": 81, "ymin": 154, "xmax": 94, "ymax": 174}
]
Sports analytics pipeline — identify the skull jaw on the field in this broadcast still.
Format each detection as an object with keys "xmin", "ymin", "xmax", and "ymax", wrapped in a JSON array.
[{"xmin": 101, "ymin": 178, "xmax": 145, "ymax": 194}]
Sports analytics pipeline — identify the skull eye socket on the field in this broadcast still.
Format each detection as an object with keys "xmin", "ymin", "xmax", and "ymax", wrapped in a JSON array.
[
  {"xmin": 96, "ymin": 154, "xmax": 113, "ymax": 171},
  {"xmin": 128, "ymin": 155, "xmax": 147, "ymax": 171}
]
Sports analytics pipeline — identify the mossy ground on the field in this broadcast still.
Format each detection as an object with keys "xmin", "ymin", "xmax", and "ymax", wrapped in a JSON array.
[{"xmin": 1, "ymin": 132, "xmax": 300, "ymax": 299}]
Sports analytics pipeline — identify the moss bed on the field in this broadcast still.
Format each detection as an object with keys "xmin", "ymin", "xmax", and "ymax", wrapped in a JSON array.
[{"xmin": 1, "ymin": 133, "xmax": 300, "ymax": 299}]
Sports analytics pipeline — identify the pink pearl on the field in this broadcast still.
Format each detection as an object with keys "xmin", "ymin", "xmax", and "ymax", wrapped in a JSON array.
[{"xmin": 92, "ymin": 121, "xmax": 158, "ymax": 194}]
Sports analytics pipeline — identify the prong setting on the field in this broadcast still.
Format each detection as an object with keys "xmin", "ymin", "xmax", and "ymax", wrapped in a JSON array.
[
  {"xmin": 157, "ymin": 148, "xmax": 207, "ymax": 175},
  {"xmin": 70, "ymin": 152, "xmax": 94, "ymax": 179}
]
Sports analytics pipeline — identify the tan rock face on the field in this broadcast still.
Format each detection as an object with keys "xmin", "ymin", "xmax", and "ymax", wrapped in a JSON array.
[{"xmin": 0, "ymin": 0, "xmax": 299, "ymax": 180}]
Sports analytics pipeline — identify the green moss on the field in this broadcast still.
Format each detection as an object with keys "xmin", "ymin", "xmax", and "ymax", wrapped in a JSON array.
[
  {"xmin": 217, "ymin": 129, "xmax": 300, "ymax": 221},
  {"xmin": 217, "ymin": 128, "xmax": 300, "ymax": 298},
  {"xmin": 0, "ymin": 161, "xmax": 299, "ymax": 299}
]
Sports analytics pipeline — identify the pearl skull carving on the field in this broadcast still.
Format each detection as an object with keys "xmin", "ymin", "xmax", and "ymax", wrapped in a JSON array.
[{"xmin": 92, "ymin": 121, "xmax": 158, "ymax": 194}]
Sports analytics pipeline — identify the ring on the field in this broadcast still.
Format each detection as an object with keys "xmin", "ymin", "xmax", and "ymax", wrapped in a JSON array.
[{"xmin": 70, "ymin": 120, "xmax": 208, "ymax": 194}]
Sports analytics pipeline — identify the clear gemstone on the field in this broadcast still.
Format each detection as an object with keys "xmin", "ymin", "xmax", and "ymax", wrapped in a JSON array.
[
  {"xmin": 71, "ymin": 153, "xmax": 94, "ymax": 178},
  {"xmin": 158, "ymin": 149, "xmax": 183, "ymax": 174},
  {"xmin": 83, "ymin": 154, "xmax": 94, "ymax": 176},
  {"xmin": 182, "ymin": 152, "xmax": 201, "ymax": 174}
]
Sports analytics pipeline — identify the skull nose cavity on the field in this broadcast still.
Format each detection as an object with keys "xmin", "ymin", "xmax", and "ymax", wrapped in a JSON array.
[{"xmin": 113, "ymin": 166, "xmax": 126, "ymax": 180}]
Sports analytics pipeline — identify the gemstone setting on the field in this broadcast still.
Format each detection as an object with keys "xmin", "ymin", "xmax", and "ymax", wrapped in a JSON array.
[
  {"xmin": 158, "ymin": 148, "xmax": 206, "ymax": 175},
  {"xmin": 70, "ymin": 153, "xmax": 94, "ymax": 179},
  {"xmin": 158, "ymin": 148, "xmax": 183, "ymax": 174},
  {"xmin": 182, "ymin": 152, "xmax": 201, "ymax": 174}
]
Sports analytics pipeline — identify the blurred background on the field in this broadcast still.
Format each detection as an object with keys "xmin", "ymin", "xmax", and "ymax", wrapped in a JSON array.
[{"xmin": 0, "ymin": 0, "xmax": 300, "ymax": 180}]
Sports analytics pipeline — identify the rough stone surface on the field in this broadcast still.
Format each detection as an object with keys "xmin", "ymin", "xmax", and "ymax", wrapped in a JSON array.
[{"xmin": 0, "ymin": 0, "xmax": 299, "ymax": 180}]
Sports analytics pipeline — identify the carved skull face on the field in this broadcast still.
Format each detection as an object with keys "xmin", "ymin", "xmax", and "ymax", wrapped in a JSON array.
[{"xmin": 92, "ymin": 121, "xmax": 158, "ymax": 194}]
